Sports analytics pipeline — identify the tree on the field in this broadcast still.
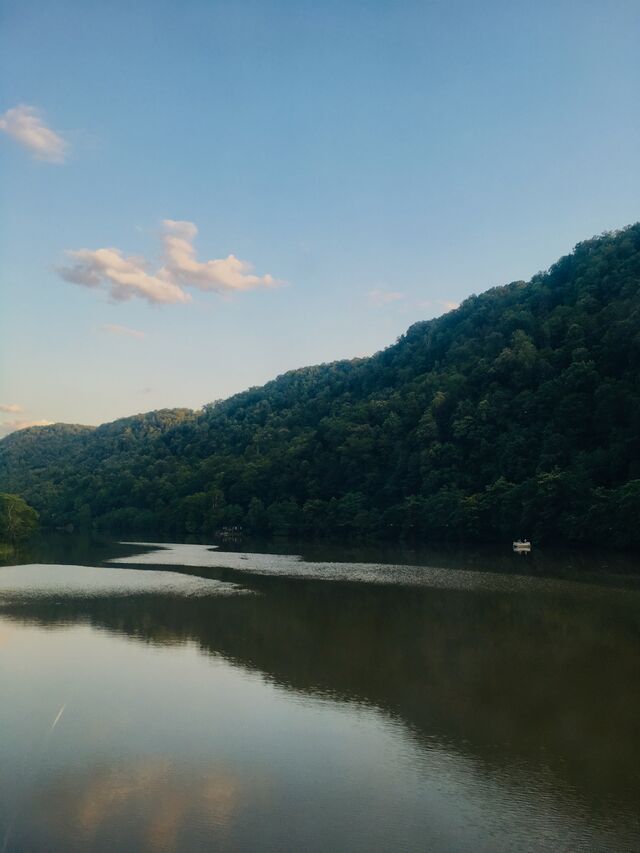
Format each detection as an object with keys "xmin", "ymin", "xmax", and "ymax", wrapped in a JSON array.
[
  {"xmin": 0, "ymin": 493, "xmax": 39, "ymax": 546},
  {"xmin": 1, "ymin": 224, "xmax": 639, "ymax": 547}
]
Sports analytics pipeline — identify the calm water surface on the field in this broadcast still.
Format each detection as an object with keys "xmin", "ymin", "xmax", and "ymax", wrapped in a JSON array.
[{"xmin": 0, "ymin": 537, "xmax": 639, "ymax": 852}]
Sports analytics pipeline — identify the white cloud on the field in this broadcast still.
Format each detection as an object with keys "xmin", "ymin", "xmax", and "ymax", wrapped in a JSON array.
[
  {"xmin": 102, "ymin": 323, "xmax": 146, "ymax": 340},
  {"xmin": 0, "ymin": 419, "xmax": 53, "ymax": 438},
  {"xmin": 368, "ymin": 289, "xmax": 405, "ymax": 307},
  {"xmin": 58, "ymin": 221, "xmax": 279, "ymax": 306},
  {"xmin": 0, "ymin": 105, "xmax": 67, "ymax": 163},
  {"xmin": 160, "ymin": 220, "xmax": 277, "ymax": 292},
  {"xmin": 59, "ymin": 247, "xmax": 190, "ymax": 305},
  {"xmin": 0, "ymin": 403, "xmax": 23, "ymax": 413}
]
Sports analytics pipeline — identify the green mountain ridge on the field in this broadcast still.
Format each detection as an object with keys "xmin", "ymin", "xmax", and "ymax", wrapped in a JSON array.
[{"xmin": 2, "ymin": 224, "xmax": 640, "ymax": 546}]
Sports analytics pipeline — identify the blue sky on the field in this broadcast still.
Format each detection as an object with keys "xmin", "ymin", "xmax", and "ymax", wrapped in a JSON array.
[{"xmin": 1, "ymin": 0, "xmax": 638, "ymax": 433}]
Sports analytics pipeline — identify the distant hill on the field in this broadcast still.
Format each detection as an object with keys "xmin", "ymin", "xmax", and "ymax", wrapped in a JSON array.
[{"xmin": 2, "ymin": 224, "xmax": 639, "ymax": 547}]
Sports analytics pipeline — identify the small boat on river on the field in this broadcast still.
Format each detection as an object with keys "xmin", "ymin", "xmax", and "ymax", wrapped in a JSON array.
[{"xmin": 513, "ymin": 539, "xmax": 531, "ymax": 553}]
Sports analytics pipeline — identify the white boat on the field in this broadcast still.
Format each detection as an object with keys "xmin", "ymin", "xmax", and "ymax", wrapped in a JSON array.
[{"xmin": 513, "ymin": 539, "xmax": 531, "ymax": 553}]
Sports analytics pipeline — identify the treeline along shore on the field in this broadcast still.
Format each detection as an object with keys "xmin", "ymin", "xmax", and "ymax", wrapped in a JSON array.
[{"xmin": 1, "ymin": 225, "xmax": 639, "ymax": 547}]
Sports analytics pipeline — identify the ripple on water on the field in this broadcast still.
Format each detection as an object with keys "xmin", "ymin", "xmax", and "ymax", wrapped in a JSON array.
[
  {"xmin": 110, "ymin": 542, "xmax": 637, "ymax": 599},
  {"xmin": 0, "ymin": 563, "xmax": 248, "ymax": 600}
]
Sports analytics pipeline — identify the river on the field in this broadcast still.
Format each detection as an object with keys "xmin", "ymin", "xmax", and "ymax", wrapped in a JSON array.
[{"xmin": 0, "ymin": 536, "xmax": 638, "ymax": 851}]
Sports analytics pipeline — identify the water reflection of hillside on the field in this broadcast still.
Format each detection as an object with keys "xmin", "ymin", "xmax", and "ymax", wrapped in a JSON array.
[{"xmin": 2, "ymin": 563, "xmax": 639, "ymax": 829}]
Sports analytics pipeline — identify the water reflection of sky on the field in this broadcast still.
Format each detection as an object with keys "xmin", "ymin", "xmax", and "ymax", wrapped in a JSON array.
[
  {"xmin": 111, "ymin": 541, "xmax": 640, "ymax": 597},
  {"xmin": 0, "ymin": 561, "xmax": 246, "ymax": 599}
]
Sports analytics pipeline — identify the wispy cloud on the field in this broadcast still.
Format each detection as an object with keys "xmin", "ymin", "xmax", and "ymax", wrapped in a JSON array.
[
  {"xmin": 368, "ymin": 291, "xmax": 461, "ymax": 317},
  {"xmin": 0, "ymin": 403, "xmax": 23, "ymax": 413},
  {"xmin": 0, "ymin": 419, "xmax": 53, "ymax": 438},
  {"xmin": 0, "ymin": 105, "xmax": 67, "ymax": 163},
  {"xmin": 368, "ymin": 289, "xmax": 405, "ymax": 307},
  {"xmin": 58, "ymin": 220, "xmax": 279, "ymax": 306},
  {"xmin": 102, "ymin": 323, "xmax": 146, "ymax": 340},
  {"xmin": 417, "ymin": 299, "xmax": 460, "ymax": 313}
]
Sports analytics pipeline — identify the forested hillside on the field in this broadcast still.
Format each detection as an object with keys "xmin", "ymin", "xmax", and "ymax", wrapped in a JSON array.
[{"xmin": 2, "ymin": 225, "xmax": 639, "ymax": 546}]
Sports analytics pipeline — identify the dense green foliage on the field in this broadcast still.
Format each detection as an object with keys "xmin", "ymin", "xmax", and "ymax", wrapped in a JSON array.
[
  {"xmin": 2, "ymin": 225, "xmax": 639, "ymax": 546},
  {"xmin": 0, "ymin": 492, "xmax": 39, "ymax": 546}
]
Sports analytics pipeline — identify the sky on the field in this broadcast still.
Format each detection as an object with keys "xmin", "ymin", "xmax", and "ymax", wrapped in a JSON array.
[{"xmin": 1, "ymin": 0, "xmax": 639, "ymax": 435}]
